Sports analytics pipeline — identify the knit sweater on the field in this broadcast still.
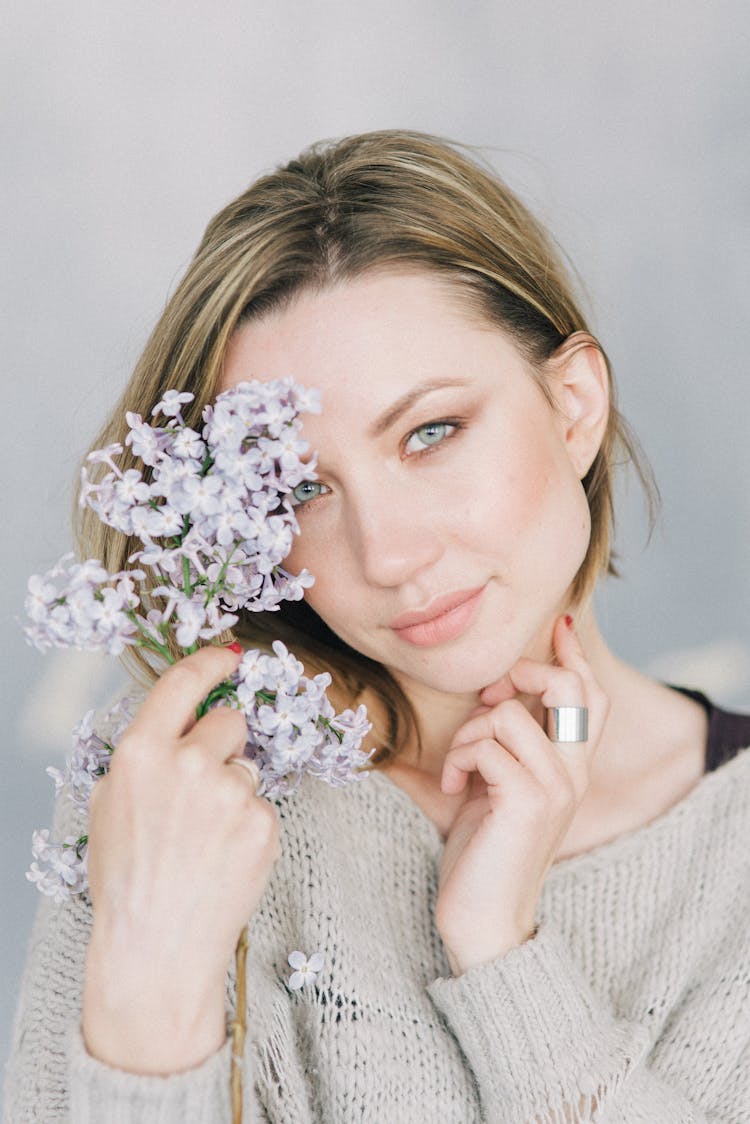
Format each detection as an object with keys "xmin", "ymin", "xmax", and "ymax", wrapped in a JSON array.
[{"xmin": 5, "ymin": 728, "xmax": 750, "ymax": 1123}]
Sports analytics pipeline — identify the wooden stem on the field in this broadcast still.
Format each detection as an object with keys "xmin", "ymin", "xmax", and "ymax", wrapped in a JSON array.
[{"xmin": 230, "ymin": 925, "xmax": 250, "ymax": 1124}]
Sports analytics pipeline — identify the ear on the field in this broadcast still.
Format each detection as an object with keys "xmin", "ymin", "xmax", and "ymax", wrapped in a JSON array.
[{"xmin": 545, "ymin": 331, "xmax": 610, "ymax": 479}]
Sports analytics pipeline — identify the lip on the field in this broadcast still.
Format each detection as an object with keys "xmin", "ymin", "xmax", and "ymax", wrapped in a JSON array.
[{"xmin": 389, "ymin": 584, "xmax": 487, "ymax": 647}]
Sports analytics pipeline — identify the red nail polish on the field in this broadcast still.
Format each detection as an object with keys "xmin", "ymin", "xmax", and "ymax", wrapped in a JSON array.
[
  {"xmin": 226, "ymin": 641, "xmax": 243, "ymax": 653},
  {"xmin": 564, "ymin": 614, "xmax": 574, "ymax": 630}
]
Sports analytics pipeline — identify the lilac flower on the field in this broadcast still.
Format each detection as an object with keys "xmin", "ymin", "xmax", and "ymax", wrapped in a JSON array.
[
  {"xmin": 169, "ymin": 473, "xmax": 224, "ymax": 518},
  {"xmin": 114, "ymin": 469, "xmax": 151, "ymax": 508},
  {"xmin": 130, "ymin": 502, "xmax": 183, "ymax": 540},
  {"xmin": 25, "ymin": 378, "xmax": 373, "ymax": 902},
  {"xmin": 25, "ymin": 573, "xmax": 59, "ymax": 623},
  {"xmin": 27, "ymin": 697, "xmax": 136, "ymax": 898},
  {"xmin": 125, "ymin": 411, "xmax": 172, "ymax": 466},
  {"xmin": 170, "ymin": 592, "xmax": 237, "ymax": 648},
  {"xmin": 26, "ymin": 830, "xmax": 88, "ymax": 903},
  {"xmin": 78, "ymin": 378, "xmax": 321, "ymax": 617},
  {"xmin": 23, "ymin": 558, "xmax": 145, "ymax": 656},
  {"xmin": 265, "ymin": 567, "xmax": 314, "ymax": 604},
  {"xmin": 85, "ymin": 443, "xmax": 125, "ymax": 473},
  {"xmin": 233, "ymin": 642, "xmax": 373, "ymax": 798},
  {"xmin": 46, "ymin": 699, "xmax": 134, "ymax": 812},
  {"xmin": 170, "ymin": 426, "xmax": 205, "ymax": 462},
  {"xmin": 287, "ymin": 950, "xmax": 324, "ymax": 990},
  {"xmin": 151, "ymin": 389, "xmax": 194, "ymax": 422}
]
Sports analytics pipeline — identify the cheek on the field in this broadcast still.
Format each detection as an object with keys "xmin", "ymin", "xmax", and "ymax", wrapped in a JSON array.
[
  {"xmin": 523, "ymin": 462, "xmax": 592, "ymax": 580},
  {"xmin": 285, "ymin": 503, "xmax": 334, "ymax": 571},
  {"xmin": 303, "ymin": 569, "xmax": 346, "ymax": 622},
  {"xmin": 463, "ymin": 437, "xmax": 546, "ymax": 544},
  {"xmin": 285, "ymin": 523, "xmax": 353, "ymax": 624},
  {"xmin": 472, "ymin": 434, "xmax": 590, "ymax": 576}
]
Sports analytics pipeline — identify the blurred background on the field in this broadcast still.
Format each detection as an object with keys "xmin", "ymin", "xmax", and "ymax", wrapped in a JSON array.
[{"xmin": 2, "ymin": 0, "xmax": 749, "ymax": 1078}]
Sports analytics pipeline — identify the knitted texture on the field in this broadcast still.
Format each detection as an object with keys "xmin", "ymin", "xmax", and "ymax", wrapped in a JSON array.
[{"xmin": 5, "ymin": 743, "xmax": 750, "ymax": 1123}]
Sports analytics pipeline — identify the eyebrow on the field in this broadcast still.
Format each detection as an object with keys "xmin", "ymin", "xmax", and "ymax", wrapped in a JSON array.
[{"xmin": 368, "ymin": 379, "xmax": 472, "ymax": 438}]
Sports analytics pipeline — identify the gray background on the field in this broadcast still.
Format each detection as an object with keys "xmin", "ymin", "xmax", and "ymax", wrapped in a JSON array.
[{"xmin": 3, "ymin": 0, "xmax": 749, "ymax": 1082}]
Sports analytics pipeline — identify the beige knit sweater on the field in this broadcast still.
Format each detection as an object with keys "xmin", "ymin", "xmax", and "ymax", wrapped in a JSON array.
[{"xmin": 5, "ymin": 741, "xmax": 750, "ymax": 1123}]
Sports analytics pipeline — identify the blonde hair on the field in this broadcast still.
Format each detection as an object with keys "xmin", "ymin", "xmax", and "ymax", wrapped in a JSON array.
[{"xmin": 76, "ymin": 129, "xmax": 657, "ymax": 764}]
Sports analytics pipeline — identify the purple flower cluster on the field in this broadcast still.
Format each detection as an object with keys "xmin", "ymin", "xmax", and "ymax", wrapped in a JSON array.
[
  {"xmin": 27, "ymin": 829, "xmax": 89, "ymax": 903},
  {"xmin": 25, "ymin": 379, "xmax": 373, "ymax": 901},
  {"xmin": 25, "ymin": 558, "xmax": 144, "ymax": 656},
  {"xmin": 46, "ymin": 701, "xmax": 133, "ymax": 812},
  {"xmin": 26, "ymin": 698, "xmax": 134, "ymax": 902},
  {"xmin": 26, "ymin": 380, "xmax": 320, "ymax": 661},
  {"xmin": 235, "ymin": 642, "xmax": 373, "ymax": 797}
]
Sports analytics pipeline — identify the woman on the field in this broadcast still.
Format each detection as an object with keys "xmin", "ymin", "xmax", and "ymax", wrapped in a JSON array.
[{"xmin": 6, "ymin": 130, "xmax": 750, "ymax": 1123}]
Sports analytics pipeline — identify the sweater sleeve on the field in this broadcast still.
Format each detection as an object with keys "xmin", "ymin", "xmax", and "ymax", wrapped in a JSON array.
[
  {"xmin": 2, "ymin": 787, "xmax": 313, "ymax": 1123},
  {"xmin": 426, "ymin": 923, "xmax": 742, "ymax": 1123},
  {"xmin": 67, "ymin": 1029, "xmax": 240, "ymax": 1124}
]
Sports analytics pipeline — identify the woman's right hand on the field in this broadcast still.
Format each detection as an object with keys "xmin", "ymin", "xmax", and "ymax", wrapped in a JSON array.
[{"xmin": 81, "ymin": 644, "xmax": 281, "ymax": 1074}]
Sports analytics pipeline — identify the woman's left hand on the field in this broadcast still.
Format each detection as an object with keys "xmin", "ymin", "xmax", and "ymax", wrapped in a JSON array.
[{"xmin": 435, "ymin": 614, "xmax": 609, "ymax": 976}]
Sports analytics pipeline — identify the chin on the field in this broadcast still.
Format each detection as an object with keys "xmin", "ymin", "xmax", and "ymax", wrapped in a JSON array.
[{"xmin": 392, "ymin": 640, "xmax": 527, "ymax": 697}]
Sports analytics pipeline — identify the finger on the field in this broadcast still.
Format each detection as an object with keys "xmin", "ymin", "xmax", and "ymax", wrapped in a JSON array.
[
  {"xmin": 478, "ymin": 616, "xmax": 594, "ymax": 710},
  {"xmin": 502, "ymin": 651, "xmax": 603, "ymax": 762},
  {"xmin": 182, "ymin": 702, "xmax": 248, "ymax": 762},
  {"xmin": 441, "ymin": 736, "xmax": 526, "ymax": 795},
  {"xmin": 449, "ymin": 698, "xmax": 570, "ymax": 788},
  {"xmin": 477, "ymin": 671, "xmax": 517, "ymax": 708},
  {"xmin": 505, "ymin": 659, "xmax": 585, "ymax": 710},
  {"xmin": 127, "ymin": 645, "xmax": 243, "ymax": 742},
  {"xmin": 550, "ymin": 613, "xmax": 598, "ymax": 683},
  {"xmin": 550, "ymin": 615, "xmax": 610, "ymax": 747},
  {"xmin": 480, "ymin": 617, "xmax": 588, "ymax": 710},
  {"xmin": 450, "ymin": 695, "xmax": 540, "ymax": 755},
  {"xmin": 225, "ymin": 755, "xmax": 261, "ymax": 793}
]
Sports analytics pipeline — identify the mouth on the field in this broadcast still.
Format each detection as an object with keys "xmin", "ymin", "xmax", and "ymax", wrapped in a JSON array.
[{"xmin": 389, "ymin": 584, "xmax": 487, "ymax": 648}]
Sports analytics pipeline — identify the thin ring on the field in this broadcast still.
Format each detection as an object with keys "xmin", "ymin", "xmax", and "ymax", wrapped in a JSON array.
[
  {"xmin": 546, "ymin": 706, "xmax": 589, "ymax": 743},
  {"xmin": 226, "ymin": 755, "xmax": 261, "ymax": 791}
]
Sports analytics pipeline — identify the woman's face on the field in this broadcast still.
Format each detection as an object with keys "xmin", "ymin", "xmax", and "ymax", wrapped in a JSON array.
[{"xmin": 221, "ymin": 270, "xmax": 594, "ymax": 696}]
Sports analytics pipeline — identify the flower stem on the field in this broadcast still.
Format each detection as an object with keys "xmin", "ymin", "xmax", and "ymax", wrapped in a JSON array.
[
  {"xmin": 130, "ymin": 612, "xmax": 174, "ymax": 663},
  {"xmin": 195, "ymin": 678, "xmax": 238, "ymax": 719},
  {"xmin": 231, "ymin": 925, "xmax": 250, "ymax": 1124},
  {"xmin": 182, "ymin": 554, "xmax": 193, "ymax": 598}
]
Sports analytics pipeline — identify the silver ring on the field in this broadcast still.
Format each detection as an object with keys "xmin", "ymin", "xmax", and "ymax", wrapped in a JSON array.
[
  {"xmin": 226, "ymin": 755, "xmax": 260, "ymax": 790},
  {"xmin": 546, "ymin": 706, "xmax": 589, "ymax": 743}
]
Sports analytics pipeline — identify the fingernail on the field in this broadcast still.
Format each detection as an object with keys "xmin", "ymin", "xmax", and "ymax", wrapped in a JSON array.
[
  {"xmin": 564, "ymin": 614, "xmax": 574, "ymax": 630},
  {"xmin": 226, "ymin": 641, "xmax": 243, "ymax": 653}
]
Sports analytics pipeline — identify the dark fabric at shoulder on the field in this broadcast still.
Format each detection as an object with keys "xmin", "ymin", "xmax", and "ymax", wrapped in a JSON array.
[{"xmin": 669, "ymin": 686, "xmax": 750, "ymax": 772}]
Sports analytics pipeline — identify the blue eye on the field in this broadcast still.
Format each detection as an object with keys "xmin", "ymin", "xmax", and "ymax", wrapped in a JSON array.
[
  {"xmin": 404, "ymin": 421, "xmax": 455, "ymax": 455},
  {"xmin": 291, "ymin": 479, "xmax": 326, "ymax": 506}
]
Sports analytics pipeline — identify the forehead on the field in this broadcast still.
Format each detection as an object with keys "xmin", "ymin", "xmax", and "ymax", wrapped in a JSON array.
[{"xmin": 220, "ymin": 269, "xmax": 527, "ymax": 401}]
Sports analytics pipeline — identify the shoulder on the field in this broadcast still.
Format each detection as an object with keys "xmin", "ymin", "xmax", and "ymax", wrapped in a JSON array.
[{"xmin": 670, "ymin": 686, "xmax": 750, "ymax": 771}]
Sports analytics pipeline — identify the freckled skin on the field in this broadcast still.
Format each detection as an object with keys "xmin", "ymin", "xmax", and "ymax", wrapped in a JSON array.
[{"xmin": 221, "ymin": 269, "xmax": 591, "ymax": 698}]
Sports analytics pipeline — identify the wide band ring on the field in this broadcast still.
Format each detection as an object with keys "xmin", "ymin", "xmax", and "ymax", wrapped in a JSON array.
[
  {"xmin": 546, "ymin": 706, "xmax": 589, "ymax": 743},
  {"xmin": 226, "ymin": 755, "xmax": 261, "ymax": 791}
]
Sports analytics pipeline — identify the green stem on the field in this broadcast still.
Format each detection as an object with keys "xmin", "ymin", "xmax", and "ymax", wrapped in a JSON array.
[
  {"xmin": 182, "ymin": 554, "xmax": 193, "ymax": 598},
  {"xmin": 196, "ymin": 679, "xmax": 240, "ymax": 719},
  {"xmin": 202, "ymin": 539, "xmax": 242, "ymax": 603},
  {"xmin": 63, "ymin": 834, "xmax": 89, "ymax": 860},
  {"xmin": 130, "ymin": 612, "xmax": 174, "ymax": 663}
]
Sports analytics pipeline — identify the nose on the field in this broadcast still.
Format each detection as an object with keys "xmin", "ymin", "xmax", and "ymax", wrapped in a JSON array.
[{"xmin": 346, "ymin": 480, "xmax": 444, "ymax": 588}]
